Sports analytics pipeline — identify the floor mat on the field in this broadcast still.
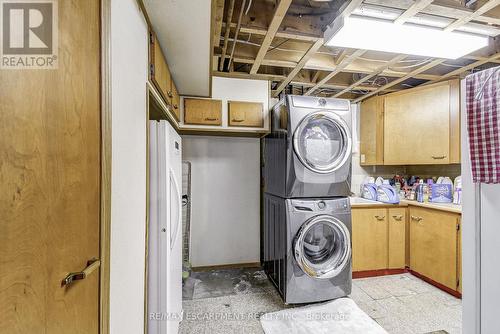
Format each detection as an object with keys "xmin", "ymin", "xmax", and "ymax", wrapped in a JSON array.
[{"xmin": 260, "ymin": 298, "xmax": 388, "ymax": 334}]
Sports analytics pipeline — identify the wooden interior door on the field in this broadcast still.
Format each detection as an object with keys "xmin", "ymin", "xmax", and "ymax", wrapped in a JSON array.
[
  {"xmin": 352, "ymin": 208, "xmax": 388, "ymax": 272},
  {"xmin": 0, "ymin": 1, "xmax": 101, "ymax": 333},
  {"xmin": 410, "ymin": 207, "xmax": 458, "ymax": 290}
]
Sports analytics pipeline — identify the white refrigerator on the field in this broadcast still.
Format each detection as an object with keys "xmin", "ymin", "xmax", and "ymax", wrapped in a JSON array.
[
  {"xmin": 148, "ymin": 120, "xmax": 183, "ymax": 334},
  {"xmin": 461, "ymin": 75, "xmax": 500, "ymax": 334}
]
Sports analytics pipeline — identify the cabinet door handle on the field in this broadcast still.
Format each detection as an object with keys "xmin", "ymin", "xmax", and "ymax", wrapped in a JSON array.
[
  {"xmin": 392, "ymin": 215, "xmax": 403, "ymax": 221},
  {"xmin": 173, "ymin": 104, "xmax": 178, "ymax": 109},
  {"xmin": 167, "ymin": 91, "xmax": 173, "ymax": 98},
  {"xmin": 411, "ymin": 215, "xmax": 423, "ymax": 222},
  {"xmin": 62, "ymin": 258, "xmax": 100, "ymax": 287},
  {"xmin": 205, "ymin": 117, "xmax": 218, "ymax": 121},
  {"xmin": 232, "ymin": 118, "xmax": 245, "ymax": 122},
  {"xmin": 374, "ymin": 215, "xmax": 385, "ymax": 221},
  {"xmin": 432, "ymin": 155, "xmax": 446, "ymax": 160}
]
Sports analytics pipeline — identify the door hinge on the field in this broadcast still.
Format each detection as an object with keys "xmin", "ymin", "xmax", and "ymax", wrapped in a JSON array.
[
  {"xmin": 150, "ymin": 64, "xmax": 155, "ymax": 76},
  {"xmin": 456, "ymin": 223, "xmax": 460, "ymax": 231},
  {"xmin": 149, "ymin": 32, "xmax": 153, "ymax": 44}
]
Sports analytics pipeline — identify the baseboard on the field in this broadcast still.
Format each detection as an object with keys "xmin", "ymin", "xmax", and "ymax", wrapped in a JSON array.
[
  {"xmin": 352, "ymin": 268, "xmax": 407, "ymax": 279},
  {"xmin": 408, "ymin": 269, "xmax": 462, "ymax": 299},
  {"xmin": 191, "ymin": 262, "xmax": 261, "ymax": 272}
]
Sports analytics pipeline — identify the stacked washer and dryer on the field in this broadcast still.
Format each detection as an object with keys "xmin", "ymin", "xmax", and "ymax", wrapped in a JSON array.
[{"xmin": 263, "ymin": 95, "xmax": 353, "ymax": 304}]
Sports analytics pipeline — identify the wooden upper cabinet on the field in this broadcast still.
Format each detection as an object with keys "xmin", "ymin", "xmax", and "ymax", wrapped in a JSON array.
[
  {"xmin": 228, "ymin": 101, "xmax": 264, "ymax": 128},
  {"xmin": 352, "ymin": 208, "xmax": 388, "ymax": 272},
  {"xmin": 384, "ymin": 80, "xmax": 459, "ymax": 165},
  {"xmin": 184, "ymin": 98, "xmax": 222, "ymax": 126},
  {"xmin": 388, "ymin": 208, "xmax": 406, "ymax": 269},
  {"xmin": 359, "ymin": 80, "xmax": 460, "ymax": 165},
  {"xmin": 360, "ymin": 96, "xmax": 384, "ymax": 165},
  {"xmin": 171, "ymin": 82, "xmax": 180, "ymax": 121},
  {"xmin": 410, "ymin": 207, "xmax": 459, "ymax": 290},
  {"xmin": 150, "ymin": 32, "xmax": 173, "ymax": 105}
]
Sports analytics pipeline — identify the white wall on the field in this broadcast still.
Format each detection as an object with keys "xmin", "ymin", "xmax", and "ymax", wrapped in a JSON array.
[
  {"xmin": 110, "ymin": 0, "xmax": 148, "ymax": 333},
  {"xmin": 183, "ymin": 136, "xmax": 261, "ymax": 267}
]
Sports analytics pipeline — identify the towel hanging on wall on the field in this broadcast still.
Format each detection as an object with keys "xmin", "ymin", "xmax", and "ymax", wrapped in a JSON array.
[{"xmin": 466, "ymin": 66, "xmax": 500, "ymax": 184}]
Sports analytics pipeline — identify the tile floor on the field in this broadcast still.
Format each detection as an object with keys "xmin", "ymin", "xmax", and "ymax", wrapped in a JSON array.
[{"xmin": 180, "ymin": 268, "xmax": 461, "ymax": 334}]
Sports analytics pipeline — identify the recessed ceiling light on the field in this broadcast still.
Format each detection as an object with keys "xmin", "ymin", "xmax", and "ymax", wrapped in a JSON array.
[{"xmin": 324, "ymin": 15, "xmax": 490, "ymax": 59}]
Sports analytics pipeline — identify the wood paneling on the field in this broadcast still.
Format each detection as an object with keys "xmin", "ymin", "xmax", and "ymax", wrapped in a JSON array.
[
  {"xmin": 184, "ymin": 98, "xmax": 222, "ymax": 125},
  {"xmin": 384, "ymin": 81, "xmax": 451, "ymax": 165},
  {"xmin": 228, "ymin": 101, "xmax": 264, "ymax": 127},
  {"xmin": 410, "ymin": 207, "xmax": 459, "ymax": 290},
  {"xmin": 360, "ymin": 96, "xmax": 384, "ymax": 165},
  {"xmin": 0, "ymin": 1, "xmax": 101, "ymax": 333},
  {"xmin": 352, "ymin": 208, "xmax": 388, "ymax": 271},
  {"xmin": 388, "ymin": 208, "xmax": 406, "ymax": 269}
]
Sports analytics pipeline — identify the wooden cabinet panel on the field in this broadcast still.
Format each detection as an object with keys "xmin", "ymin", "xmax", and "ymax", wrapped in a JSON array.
[
  {"xmin": 228, "ymin": 101, "xmax": 264, "ymax": 127},
  {"xmin": 410, "ymin": 207, "xmax": 459, "ymax": 290},
  {"xmin": 171, "ymin": 82, "xmax": 180, "ymax": 121},
  {"xmin": 388, "ymin": 208, "xmax": 406, "ymax": 269},
  {"xmin": 352, "ymin": 208, "xmax": 388, "ymax": 271},
  {"xmin": 150, "ymin": 33, "xmax": 172, "ymax": 105},
  {"xmin": 457, "ymin": 217, "xmax": 462, "ymax": 293},
  {"xmin": 184, "ymin": 98, "xmax": 222, "ymax": 126},
  {"xmin": 384, "ymin": 82, "xmax": 451, "ymax": 165},
  {"xmin": 360, "ymin": 96, "xmax": 384, "ymax": 165}
]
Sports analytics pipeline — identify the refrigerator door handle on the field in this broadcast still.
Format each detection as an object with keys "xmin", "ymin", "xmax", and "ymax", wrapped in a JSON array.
[{"xmin": 169, "ymin": 168, "xmax": 182, "ymax": 250}]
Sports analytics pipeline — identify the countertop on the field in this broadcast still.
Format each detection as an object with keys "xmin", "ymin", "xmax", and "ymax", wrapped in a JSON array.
[{"xmin": 349, "ymin": 197, "xmax": 462, "ymax": 214}]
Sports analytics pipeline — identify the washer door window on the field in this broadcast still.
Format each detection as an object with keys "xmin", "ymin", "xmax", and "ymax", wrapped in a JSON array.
[
  {"xmin": 293, "ymin": 111, "xmax": 351, "ymax": 174},
  {"xmin": 294, "ymin": 215, "xmax": 351, "ymax": 279}
]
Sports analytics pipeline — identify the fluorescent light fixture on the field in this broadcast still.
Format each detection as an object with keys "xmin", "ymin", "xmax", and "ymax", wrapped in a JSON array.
[{"xmin": 324, "ymin": 15, "xmax": 490, "ymax": 59}]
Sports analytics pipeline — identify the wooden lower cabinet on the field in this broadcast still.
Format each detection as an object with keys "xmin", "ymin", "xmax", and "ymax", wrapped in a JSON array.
[
  {"xmin": 410, "ymin": 207, "xmax": 460, "ymax": 291},
  {"xmin": 388, "ymin": 208, "xmax": 406, "ymax": 269},
  {"xmin": 352, "ymin": 208, "xmax": 388, "ymax": 271}
]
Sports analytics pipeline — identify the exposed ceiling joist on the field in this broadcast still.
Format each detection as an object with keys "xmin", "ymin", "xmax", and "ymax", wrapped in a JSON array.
[
  {"xmin": 219, "ymin": 0, "xmax": 235, "ymax": 71},
  {"xmin": 423, "ymin": 51, "xmax": 500, "ymax": 84},
  {"xmin": 227, "ymin": 0, "xmax": 246, "ymax": 71},
  {"xmin": 333, "ymin": 54, "xmax": 408, "ymax": 97},
  {"xmin": 305, "ymin": 49, "xmax": 368, "ymax": 96},
  {"xmin": 289, "ymin": 80, "xmax": 398, "ymax": 93},
  {"xmin": 394, "ymin": 0, "xmax": 434, "ymax": 24},
  {"xmin": 211, "ymin": 0, "xmax": 225, "ymax": 52},
  {"xmin": 274, "ymin": 39, "xmax": 324, "ymax": 97},
  {"xmin": 444, "ymin": 0, "xmax": 500, "ymax": 31},
  {"xmin": 353, "ymin": 58, "xmax": 446, "ymax": 103},
  {"xmin": 249, "ymin": 0, "xmax": 293, "ymax": 74},
  {"xmin": 364, "ymin": 0, "xmax": 500, "ymax": 25}
]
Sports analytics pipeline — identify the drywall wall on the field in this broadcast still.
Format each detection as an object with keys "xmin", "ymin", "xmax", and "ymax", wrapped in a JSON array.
[
  {"xmin": 182, "ymin": 135, "xmax": 261, "ymax": 267},
  {"xmin": 110, "ymin": 0, "xmax": 148, "ymax": 333}
]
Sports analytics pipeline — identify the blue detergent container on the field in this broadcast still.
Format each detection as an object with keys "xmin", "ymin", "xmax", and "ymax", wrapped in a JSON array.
[
  {"xmin": 377, "ymin": 184, "xmax": 400, "ymax": 204},
  {"xmin": 361, "ymin": 183, "xmax": 378, "ymax": 201}
]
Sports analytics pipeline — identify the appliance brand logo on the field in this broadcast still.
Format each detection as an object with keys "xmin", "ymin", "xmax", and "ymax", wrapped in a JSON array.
[{"xmin": 1, "ymin": 0, "xmax": 58, "ymax": 69}]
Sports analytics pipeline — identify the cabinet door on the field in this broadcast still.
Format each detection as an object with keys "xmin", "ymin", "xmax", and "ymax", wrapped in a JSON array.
[
  {"xmin": 184, "ymin": 98, "xmax": 222, "ymax": 126},
  {"xmin": 410, "ymin": 207, "xmax": 459, "ymax": 290},
  {"xmin": 360, "ymin": 96, "xmax": 384, "ymax": 165},
  {"xmin": 352, "ymin": 208, "xmax": 388, "ymax": 271},
  {"xmin": 171, "ymin": 82, "xmax": 180, "ymax": 121},
  {"xmin": 388, "ymin": 208, "xmax": 406, "ymax": 269},
  {"xmin": 228, "ymin": 101, "xmax": 264, "ymax": 127},
  {"xmin": 150, "ymin": 33, "xmax": 172, "ymax": 104},
  {"xmin": 384, "ymin": 82, "xmax": 450, "ymax": 164}
]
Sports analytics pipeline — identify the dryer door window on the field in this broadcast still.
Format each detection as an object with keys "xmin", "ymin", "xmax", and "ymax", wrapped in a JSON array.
[
  {"xmin": 294, "ymin": 215, "xmax": 351, "ymax": 279},
  {"xmin": 293, "ymin": 111, "xmax": 352, "ymax": 174}
]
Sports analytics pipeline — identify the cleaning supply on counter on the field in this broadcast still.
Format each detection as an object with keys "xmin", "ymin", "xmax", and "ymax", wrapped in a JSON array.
[
  {"xmin": 377, "ymin": 181, "xmax": 400, "ymax": 204},
  {"xmin": 375, "ymin": 177, "xmax": 384, "ymax": 186},
  {"xmin": 426, "ymin": 179, "xmax": 434, "ymax": 202},
  {"xmin": 453, "ymin": 176, "xmax": 462, "ymax": 205},
  {"xmin": 416, "ymin": 180, "xmax": 425, "ymax": 203},
  {"xmin": 361, "ymin": 183, "xmax": 378, "ymax": 201},
  {"xmin": 430, "ymin": 184, "xmax": 453, "ymax": 203}
]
